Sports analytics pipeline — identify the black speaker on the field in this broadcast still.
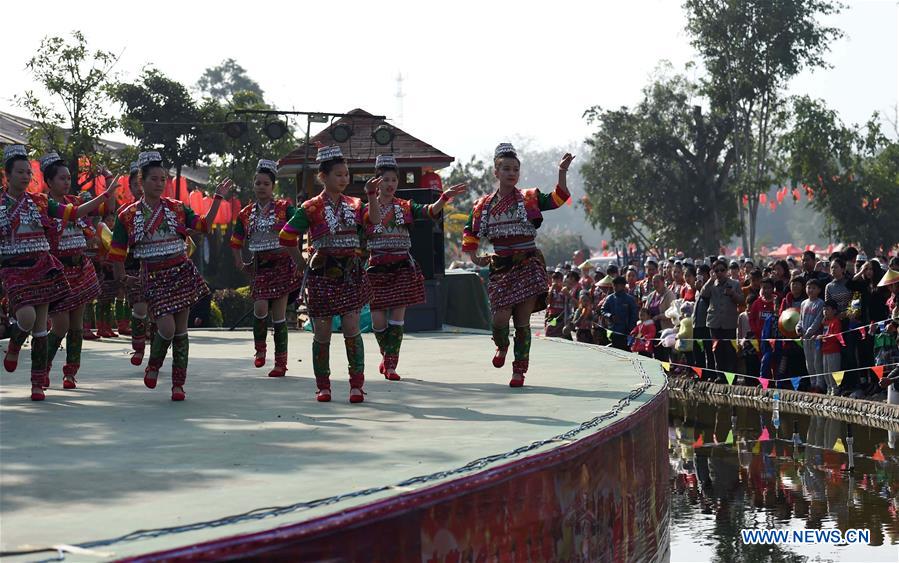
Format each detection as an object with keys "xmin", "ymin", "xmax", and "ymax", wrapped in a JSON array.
[{"xmin": 396, "ymin": 188, "xmax": 444, "ymax": 280}]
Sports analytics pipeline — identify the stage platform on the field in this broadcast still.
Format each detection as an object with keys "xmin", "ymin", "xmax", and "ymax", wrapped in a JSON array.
[{"xmin": 1, "ymin": 330, "xmax": 668, "ymax": 562}]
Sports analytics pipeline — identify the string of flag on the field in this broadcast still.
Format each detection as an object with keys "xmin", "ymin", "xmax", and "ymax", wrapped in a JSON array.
[
  {"xmin": 657, "ymin": 359, "xmax": 897, "ymax": 390},
  {"xmin": 687, "ymin": 432, "xmax": 891, "ymax": 462}
]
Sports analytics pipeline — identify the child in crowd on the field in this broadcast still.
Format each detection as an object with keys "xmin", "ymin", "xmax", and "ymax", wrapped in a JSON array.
[
  {"xmin": 738, "ymin": 294, "xmax": 760, "ymax": 385},
  {"xmin": 571, "ymin": 292, "xmax": 595, "ymax": 344},
  {"xmin": 798, "ymin": 279, "xmax": 825, "ymax": 393},
  {"xmin": 545, "ymin": 270, "xmax": 566, "ymax": 338},
  {"xmin": 630, "ymin": 307, "xmax": 656, "ymax": 357},
  {"xmin": 750, "ymin": 277, "xmax": 779, "ymax": 381},
  {"xmin": 819, "ymin": 299, "xmax": 842, "ymax": 394}
]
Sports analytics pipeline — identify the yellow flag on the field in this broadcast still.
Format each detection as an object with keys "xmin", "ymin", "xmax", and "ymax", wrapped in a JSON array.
[
  {"xmin": 731, "ymin": 339, "xmax": 739, "ymax": 352},
  {"xmin": 660, "ymin": 361, "xmax": 671, "ymax": 371},
  {"xmin": 832, "ymin": 438, "xmax": 845, "ymax": 453},
  {"xmin": 832, "ymin": 371, "xmax": 844, "ymax": 385}
]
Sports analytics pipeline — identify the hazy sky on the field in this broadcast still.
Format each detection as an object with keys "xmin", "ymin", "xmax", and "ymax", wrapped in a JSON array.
[{"xmin": 2, "ymin": 0, "xmax": 896, "ymax": 162}]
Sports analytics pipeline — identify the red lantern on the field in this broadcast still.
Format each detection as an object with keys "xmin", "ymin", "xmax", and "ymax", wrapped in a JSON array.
[
  {"xmin": 419, "ymin": 171, "xmax": 442, "ymax": 192},
  {"xmin": 188, "ymin": 189, "xmax": 204, "ymax": 213}
]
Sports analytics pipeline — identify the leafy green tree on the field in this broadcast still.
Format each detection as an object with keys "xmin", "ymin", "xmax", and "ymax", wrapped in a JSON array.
[
  {"xmin": 196, "ymin": 58, "xmax": 264, "ymax": 101},
  {"xmin": 779, "ymin": 96, "xmax": 899, "ymax": 256},
  {"xmin": 580, "ymin": 67, "xmax": 739, "ymax": 257},
  {"xmin": 18, "ymin": 31, "xmax": 120, "ymax": 193},
  {"xmin": 684, "ymin": 0, "xmax": 844, "ymax": 257},
  {"xmin": 112, "ymin": 68, "xmax": 207, "ymax": 193}
]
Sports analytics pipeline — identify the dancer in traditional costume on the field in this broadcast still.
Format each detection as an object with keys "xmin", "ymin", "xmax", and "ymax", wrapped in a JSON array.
[
  {"xmin": 1, "ymin": 145, "xmax": 117, "ymax": 400},
  {"xmin": 279, "ymin": 146, "xmax": 382, "ymax": 403},
  {"xmin": 230, "ymin": 159, "xmax": 301, "ymax": 377},
  {"xmin": 41, "ymin": 152, "xmax": 103, "ymax": 390},
  {"xmin": 109, "ymin": 151, "xmax": 232, "ymax": 401},
  {"xmin": 462, "ymin": 143, "xmax": 574, "ymax": 387},
  {"xmin": 120, "ymin": 161, "xmax": 153, "ymax": 365},
  {"xmin": 365, "ymin": 154, "xmax": 466, "ymax": 381}
]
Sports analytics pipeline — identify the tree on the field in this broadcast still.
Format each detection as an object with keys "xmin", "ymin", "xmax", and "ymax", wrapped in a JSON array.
[
  {"xmin": 112, "ymin": 68, "xmax": 208, "ymax": 193},
  {"xmin": 18, "ymin": 31, "xmax": 120, "ymax": 193},
  {"xmin": 779, "ymin": 97, "xmax": 899, "ymax": 256},
  {"xmin": 684, "ymin": 0, "xmax": 844, "ymax": 258},
  {"xmin": 580, "ymin": 67, "xmax": 739, "ymax": 257},
  {"xmin": 197, "ymin": 58, "xmax": 264, "ymax": 101}
]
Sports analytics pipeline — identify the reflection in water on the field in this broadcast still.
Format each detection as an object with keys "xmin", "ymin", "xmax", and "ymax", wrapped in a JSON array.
[{"xmin": 669, "ymin": 398, "xmax": 899, "ymax": 562}]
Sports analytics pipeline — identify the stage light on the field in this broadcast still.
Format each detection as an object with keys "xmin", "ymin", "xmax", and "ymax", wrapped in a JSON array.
[
  {"xmin": 372, "ymin": 125, "xmax": 395, "ymax": 146},
  {"xmin": 330, "ymin": 124, "xmax": 353, "ymax": 143},
  {"xmin": 263, "ymin": 121, "xmax": 288, "ymax": 140},
  {"xmin": 224, "ymin": 121, "xmax": 247, "ymax": 139}
]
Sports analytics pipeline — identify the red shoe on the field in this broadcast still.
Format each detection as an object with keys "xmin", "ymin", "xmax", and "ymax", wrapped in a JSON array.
[
  {"xmin": 509, "ymin": 374, "xmax": 526, "ymax": 388},
  {"xmin": 98, "ymin": 324, "xmax": 118, "ymax": 338},
  {"xmin": 316, "ymin": 388, "xmax": 332, "ymax": 402},
  {"xmin": 130, "ymin": 349, "xmax": 145, "ymax": 366},
  {"xmin": 31, "ymin": 386, "xmax": 46, "ymax": 401},
  {"xmin": 383, "ymin": 355, "xmax": 400, "ymax": 381},
  {"xmin": 268, "ymin": 353, "xmax": 287, "ymax": 377},
  {"xmin": 4, "ymin": 342, "xmax": 22, "ymax": 373},
  {"xmin": 379, "ymin": 359, "xmax": 385, "ymax": 374},
  {"xmin": 144, "ymin": 366, "xmax": 159, "ymax": 389},
  {"xmin": 385, "ymin": 370, "xmax": 401, "ymax": 381},
  {"xmin": 62, "ymin": 365, "xmax": 78, "ymax": 389},
  {"xmin": 349, "ymin": 387, "xmax": 365, "ymax": 403},
  {"xmin": 171, "ymin": 386, "xmax": 185, "ymax": 401},
  {"xmin": 492, "ymin": 348, "xmax": 508, "ymax": 368},
  {"xmin": 117, "ymin": 319, "xmax": 132, "ymax": 335},
  {"xmin": 254, "ymin": 342, "xmax": 266, "ymax": 368},
  {"xmin": 82, "ymin": 328, "xmax": 101, "ymax": 341}
]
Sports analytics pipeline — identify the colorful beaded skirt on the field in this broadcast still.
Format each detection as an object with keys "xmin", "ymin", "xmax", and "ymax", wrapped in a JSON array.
[
  {"xmin": 367, "ymin": 258, "xmax": 426, "ymax": 311},
  {"xmin": 142, "ymin": 256, "xmax": 210, "ymax": 319},
  {"xmin": 124, "ymin": 265, "xmax": 145, "ymax": 305},
  {"xmin": 97, "ymin": 262, "xmax": 120, "ymax": 300},
  {"xmin": 251, "ymin": 251, "xmax": 302, "ymax": 302},
  {"xmin": 0, "ymin": 252, "xmax": 70, "ymax": 314},
  {"xmin": 306, "ymin": 254, "xmax": 372, "ymax": 319},
  {"xmin": 54, "ymin": 253, "xmax": 101, "ymax": 312},
  {"xmin": 487, "ymin": 249, "xmax": 548, "ymax": 313}
]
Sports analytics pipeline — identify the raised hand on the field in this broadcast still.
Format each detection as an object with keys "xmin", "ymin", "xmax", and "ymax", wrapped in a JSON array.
[
  {"xmin": 440, "ymin": 182, "xmax": 468, "ymax": 202},
  {"xmin": 215, "ymin": 178, "xmax": 234, "ymax": 198},
  {"xmin": 559, "ymin": 153, "xmax": 575, "ymax": 172},
  {"xmin": 364, "ymin": 176, "xmax": 383, "ymax": 198}
]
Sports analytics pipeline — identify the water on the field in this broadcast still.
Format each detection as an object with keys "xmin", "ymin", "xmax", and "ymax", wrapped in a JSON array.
[{"xmin": 669, "ymin": 398, "xmax": 899, "ymax": 562}]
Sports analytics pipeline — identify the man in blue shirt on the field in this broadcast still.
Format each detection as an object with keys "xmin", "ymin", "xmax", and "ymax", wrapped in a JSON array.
[{"xmin": 603, "ymin": 276, "xmax": 638, "ymax": 351}]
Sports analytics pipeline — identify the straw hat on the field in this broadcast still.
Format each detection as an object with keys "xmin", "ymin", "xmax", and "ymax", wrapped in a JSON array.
[
  {"xmin": 596, "ymin": 275, "xmax": 615, "ymax": 288},
  {"xmin": 878, "ymin": 268, "xmax": 899, "ymax": 287}
]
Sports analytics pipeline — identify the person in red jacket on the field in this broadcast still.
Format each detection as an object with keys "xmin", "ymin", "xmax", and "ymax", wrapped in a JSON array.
[{"xmin": 630, "ymin": 308, "xmax": 657, "ymax": 357}]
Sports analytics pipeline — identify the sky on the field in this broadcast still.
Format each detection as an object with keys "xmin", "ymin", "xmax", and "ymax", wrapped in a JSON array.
[{"xmin": 1, "ymin": 0, "xmax": 896, "ymax": 163}]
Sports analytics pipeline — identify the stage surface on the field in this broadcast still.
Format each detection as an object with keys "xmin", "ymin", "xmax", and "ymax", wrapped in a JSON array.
[{"xmin": 1, "ymin": 329, "xmax": 667, "ymax": 561}]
